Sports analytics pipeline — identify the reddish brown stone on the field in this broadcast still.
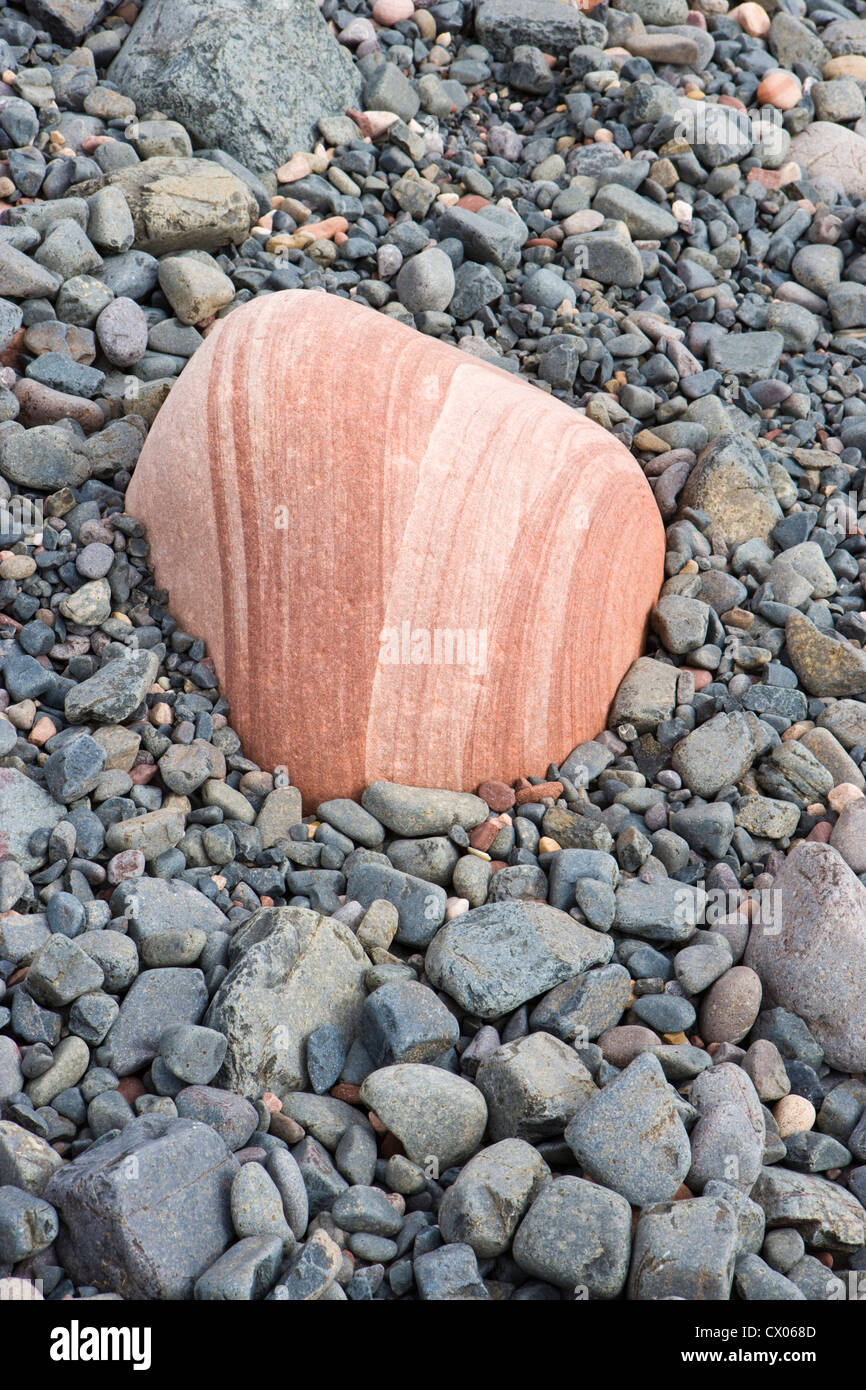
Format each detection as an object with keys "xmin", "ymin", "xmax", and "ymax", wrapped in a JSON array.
[
  {"xmin": 330, "ymin": 1083, "xmax": 361, "ymax": 1104},
  {"xmin": 476, "ymin": 779, "xmax": 515, "ymax": 811},
  {"xmin": 269, "ymin": 1112, "xmax": 305, "ymax": 1145},
  {"xmin": 379, "ymin": 1131, "xmax": 405, "ymax": 1159},
  {"xmin": 116, "ymin": 1076, "xmax": 146, "ymax": 1103},
  {"xmin": 125, "ymin": 290, "xmax": 664, "ymax": 809},
  {"xmin": 515, "ymin": 780, "xmax": 562, "ymax": 804},
  {"xmin": 468, "ymin": 819, "xmax": 503, "ymax": 852}
]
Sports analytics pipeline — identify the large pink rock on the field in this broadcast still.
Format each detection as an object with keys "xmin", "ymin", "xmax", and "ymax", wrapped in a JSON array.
[{"xmin": 126, "ymin": 290, "xmax": 664, "ymax": 808}]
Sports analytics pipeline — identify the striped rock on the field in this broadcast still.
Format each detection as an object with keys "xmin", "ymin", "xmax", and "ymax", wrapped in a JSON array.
[{"xmin": 125, "ymin": 290, "xmax": 663, "ymax": 808}]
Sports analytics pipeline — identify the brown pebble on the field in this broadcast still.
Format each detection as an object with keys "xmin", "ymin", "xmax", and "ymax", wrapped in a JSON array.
[
  {"xmin": 331, "ymin": 1083, "xmax": 361, "ymax": 1104},
  {"xmin": 268, "ymin": 1112, "xmax": 305, "ymax": 1144},
  {"xmin": 116, "ymin": 1076, "xmax": 146, "ymax": 1103},
  {"xmin": 476, "ymin": 779, "xmax": 515, "ymax": 811},
  {"xmin": 515, "ymin": 780, "xmax": 562, "ymax": 804}
]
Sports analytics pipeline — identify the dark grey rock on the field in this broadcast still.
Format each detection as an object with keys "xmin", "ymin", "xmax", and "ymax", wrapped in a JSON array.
[
  {"xmin": 45, "ymin": 1114, "xmax": 238, "ymax": 1299},
  {"xmin": 195, "ymin": 1234, "xmax": 282, "ymax": 1300},
  {"xmin": 628, "ymin": 1195, "xmax": 740, "ymax": 1300},
  {"xmin": 101, "ymin": 968, "xmax": 208, "ymax": 1076},
  {"xmin": 361, "ymin": 981, "xmax": 459, "ymax": 1067}
]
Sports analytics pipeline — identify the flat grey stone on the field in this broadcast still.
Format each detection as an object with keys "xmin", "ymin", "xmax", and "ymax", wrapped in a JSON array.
[{"xmin": 425, "ymin": 900, "xmax": 614, "ymax": 1020}]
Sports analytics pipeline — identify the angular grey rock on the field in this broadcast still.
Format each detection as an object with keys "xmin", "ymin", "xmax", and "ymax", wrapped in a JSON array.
[
  {"xmin": 0, "ymin": 422, "xmax": 90, "ymax": 490},
  {"xmin": 614, "ymin": 877, "xmax": 705, "ymax": 943},
  {"xmin": 160, "ymin": 1024, "xmax": 227, "ymax": 1085},
  {"xmin": 359, "ymin": 1065, "xmax": 487, "ymax": 1168},
  {"xmin": 0, "ymin": 1186, "xmax": 58, "ymax": 1262},
  {"xmin": 109, "ymin": 0, "xmax": 361, "ymax": 175},
  {"xmin": 744, "ymin": 842, "xmax": 866, "ymax": 1072},
  {"xmin": 0, "ymin": 769, "xmax": 65, "ymax": 873},
  {"xmin": 45, "ymin": 1114, "xmax": 238, "ymax": 1299},
  {"xmin": 475, "ymin": 0, "xmax": 607, "ymax": 58},
  {"xmin": 276, "ymin": 1227, "xmax": 342, "ymax": 1300},
  {"xmin": 608, "ymin": 656, "xmax": 678, "ymax": 733},
  {"xmin": 438, "ymin": 1139, "xmax": 549, "ymax": 1258},
  {"xmin": 476, "ymin": 1033, "xmax": 597, "ymax": 1142},
  {"xmin": 513, "ymin": 1176, "xmax": 632, "ymax": 1297},
  {"xmin": 751, "ymin": 1166, "xmax": 866, "ymax": 1251},
  {"xmin": 113, "ymin": 877, "xmax": 227, "ymax": 947},
  {"xmin": 361, "ymin": 981, "xmax": 459, "ymax": 1067},
  {"xmin": 672, "ymin": 711, "xmax": 761, "ymax": 797},
  {"xmin": 735, "ymin": 1253, "xmax": 806, "ymax": 1301},
  {"xmin": 708, "ymin": 332, "xmax": 784, "ymax": 380},
  {"xmin": 195, "ymin": 1234, "xmax": 282, "ymax": 1301},
  {"xmin": 205, "ymin": 907, "xmax": 367, "ymax": 1096},
  {"xmin": 99, "ymin": 158, "xmax": 257, "ymax": 256},
  {"xmin": 24, "ymin": 0, "xmax": 112, "ymax": 45},
  {"xmin": 414, "ymin": 1241, "xmax": 490, "ymax": 1300},
  {"xmin": 0, "ymin": 1122, "xmax": 63, "ymax": 1195},
  {"xmin": 65, "ymin": 649, "xmax": 159, "ymax": 724},
  {"xmin": 529, "ymin": 963, "xmax": 631, "ymax": 1041},
  {"xmin": 27, "ymin": 935, "xmax": 104, "ymax": 1008},
  {"xmin": 345, "ymin": 860, "xmax": 446, "ymax": 949},
  {"xmin": 785, "ymin": 611, "xmax": 866, "ymax": 698},
  {"xmin": 628, "ymin": 1195, "xmax": 740, "ymax": 1299},
  {"xmin": 679, "ymin": 433, "xmax": 782, "ymax": 544},
  {"xmin": 565, "ymin": 1053, "xmax": 691, "ymax": 1205},
  {"xmin": 102, "ymin": 968, "xmax": 208, "ymax": 1076},
  {"xmin": 425, "ymin": 900, "xmax": 613, "ymax": 1020}
]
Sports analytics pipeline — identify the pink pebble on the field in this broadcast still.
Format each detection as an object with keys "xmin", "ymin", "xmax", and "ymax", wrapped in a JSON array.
[
  {"xmin": 373, "ymin": 0, "xmax": 415, "ymax": 22},
  {"xmin": 806, "ymin": 821, "xmax": 832, "ymax": 842},
  {"xmin": 107, "ymin": 848, "xmax": 146, "ymax": 884},
  {"xmin": 682, "ymin": 666, "xmax": 712, "ymax": 691},
  {"xmin": 686, "ymin": 9, "xmax": 707, "ymax": 26}
]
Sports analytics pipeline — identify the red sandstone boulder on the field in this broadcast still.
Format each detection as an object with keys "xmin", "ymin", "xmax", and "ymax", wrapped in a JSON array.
[{"xmin": 125, "ymin": 290, "xmax": 664, "ymax": 808}]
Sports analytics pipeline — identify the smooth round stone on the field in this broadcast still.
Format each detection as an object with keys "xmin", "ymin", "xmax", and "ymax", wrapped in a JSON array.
[
  {"xmin": 75, "ymin": 542, "xmax": 114, "ymax": 579},
  {"xmin": 790, "ymin": 122, "xmax": 866, "ymax": 199},
  {"xmin": 125, "ymin": 291, "xmax": 664, "ymax": 807},
  {"xmin": 395, "ymin": 247, "xmax": 455, "ymax": 315},
  {"xmin": 95, "ymin": 296, "xmax": 148, "ymax": 369},
  {"xmin": 699, "ymin": 965, "xmax": 762, "ymax": 1044},
  {"xmin": 373, "ymin": 0, "xmax": 414, "ymax": 21},
  {"xmin": 773, "ymin": 1095, "xmax": 816, "ymax": 1138},
  {"xmin": 632, "ymin": 993, "xmax": 696, "ymax": 1034}
]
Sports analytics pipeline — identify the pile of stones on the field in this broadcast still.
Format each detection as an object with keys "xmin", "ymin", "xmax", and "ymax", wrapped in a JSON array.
[{"xmin": 1, "ymin": 0, "xmax": 866, "ymax": 1301}]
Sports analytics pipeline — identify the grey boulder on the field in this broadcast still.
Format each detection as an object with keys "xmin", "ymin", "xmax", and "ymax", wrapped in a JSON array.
[
  {"xmin": 45, "ymin": 1114, "xmax": 238, "ymax": 1299},
  {"xmin": 109, "ymin": 0, "xmax": 361, "ymax": 176}
]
